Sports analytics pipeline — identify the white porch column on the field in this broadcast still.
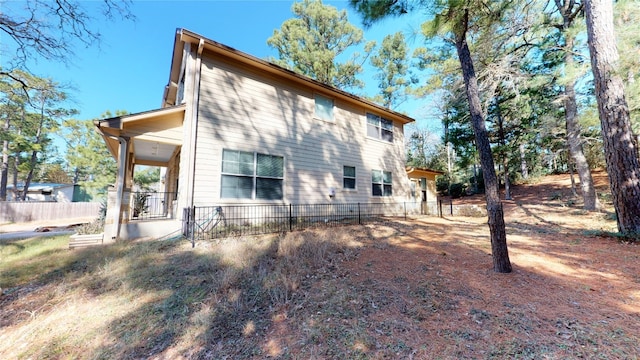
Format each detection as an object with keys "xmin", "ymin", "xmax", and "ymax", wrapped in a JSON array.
[{"xmin": 111, "ymin": 136, "xmax": 129, "ymax": 241}]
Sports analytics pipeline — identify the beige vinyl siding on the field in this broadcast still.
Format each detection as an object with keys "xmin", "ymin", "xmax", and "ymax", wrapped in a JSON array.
[
  {"xmin": 191, "ymin": 51, "xmax": 410, "ymax": 206},
  {"xmin": 361, "ymin": 120, "xmax": 411, "ymax": 201},
  {"xmin": 176, "ymin": 43, "xmax": 198, "ymax": 212}
]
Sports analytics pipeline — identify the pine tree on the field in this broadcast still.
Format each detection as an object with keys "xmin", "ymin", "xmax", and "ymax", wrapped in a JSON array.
[{"xmin": 268, "ymin": 0, "xmax": 374, "ymax": 90}]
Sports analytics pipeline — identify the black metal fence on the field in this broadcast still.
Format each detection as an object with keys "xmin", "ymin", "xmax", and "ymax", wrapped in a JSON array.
[
  {"xmin": 131, "ymin": 191, "xmax": 177, "ymax": 220},
  {"xmin": 182, "ymin": 202, "xmax": 425, "ymax": 241}
]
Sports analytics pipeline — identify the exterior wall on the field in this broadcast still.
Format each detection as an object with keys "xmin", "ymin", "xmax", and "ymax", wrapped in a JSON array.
[
  {"xmin": 164, "ymin": 150, "xmax": 180, "ymax": 218},
  {"xmin": 54, "ymin": 186, "xmax": 75, "ymax": 202},
  {"xmin": 5, "ymin": 185, "xmax": 74, "ymax": 202},
  {"xmin": 426, "ymin": 178, "xmax": 437, "ymax": 202},
  {"xmin": 408, "ymin": 175, "xmax": 440, "ymax": 215},
  {"xmin": 190, "ymin": 51, "xmax": 412, "ymax": 207},
  {"xmin": 176, "ymin": 42, "xmax": 198, "ymax": 215},
  {"xmin": 408, "ymin": 176, "xmax": 438, "ymax": 203}
]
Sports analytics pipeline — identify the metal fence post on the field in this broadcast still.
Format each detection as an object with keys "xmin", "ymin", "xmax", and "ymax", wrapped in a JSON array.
[
  {"xmin": 190, "ymin": 206, "xmax": 196, "ymax": 248},
  {"xmin": 289, "ymin": 203, "xmax": 293, "ymax": 232},
  {"xmin": 439, "ymin": 199, "xmax": 442, "ymax": 218},
  {"xmin": 404, "ymin": 202, "xmax": 407, "ymax": 220},
  {"xmin": 358, "ymin": 203, "xmax": 361, "ymax": 225},
  {"xmin": 450, "ymin": 200, "xmax": 453, "ymax": 216}
]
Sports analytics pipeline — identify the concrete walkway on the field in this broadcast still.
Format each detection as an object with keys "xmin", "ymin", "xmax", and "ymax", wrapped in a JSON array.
[
  {"xmin": 0, "ymin": 229, "xmax": 75, "ymax": 241},
  {"xmin": 0, "ymin": 217, "xmax": 96, "ymax": 242}
]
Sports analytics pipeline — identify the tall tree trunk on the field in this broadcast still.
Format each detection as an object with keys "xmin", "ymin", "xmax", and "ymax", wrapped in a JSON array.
[
  {"xmin": 473, "ymin": 161, "xmax": 478, "ymax": 194},
  {"xmin": 0, "ymin": 116, "xmax": 9, "ymax": 201},
  {"xmin": 496, "ymin": 103, "xmax": 511, "ymax": 200},
  {"xmin": 455, "ymin": 13, "xmax": 511, "ymax": 273},
  {"xmin": 502, "ymin": 156, "xmax": 511, "ymax": 200},
  {"xmin": 21, "ymin": 148, "xmax": 39, "ymax": 201},
  {"xmin": 568, "ymin": 158, "xmax": 578, "ymax": 197},
  {"xmin": 563, "ymin": 34, "xmax": 600, "ymax": 210},
  {"xmin": 21, "ymin": 101, "xmax": 45, "ymax": 201},
  {"xmin": 584, "ymin": 0, "xmax": 640, "ymax": 234},
  {"xmin": 12, "ymin": 156, "xmax": 19, "ymax": 201},
  {"xmin": 445, "ymin": 122, "xmax": 453, "ymax": 195},
  {"xmin": 519, "ymin": 143, "xmax": 528, "ymax": 179}
]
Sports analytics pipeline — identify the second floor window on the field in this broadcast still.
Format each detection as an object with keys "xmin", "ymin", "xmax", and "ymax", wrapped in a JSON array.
[
  {"xmin": 221, "ymin": 149, "xmax": 284, "ymax": 200},
  {"xmin": 315, "ymin": 94, "xmax": 334, "ymax": 121},
  {"xmin": 367, "ymin": 113, "xmax": 393, "ymax": 142}
]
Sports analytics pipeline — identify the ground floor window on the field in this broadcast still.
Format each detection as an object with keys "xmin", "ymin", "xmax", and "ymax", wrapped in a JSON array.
[
  {"xmin": 343, "ymin": 165, "xmax": 356, "ymax": 189},
  {"xmin": 221, "ymin": 149, "xmax": 284, "ymax": 200},
  {"xmin": 372, "ymin": 170, "xmax": 392, "ymax": 196}
]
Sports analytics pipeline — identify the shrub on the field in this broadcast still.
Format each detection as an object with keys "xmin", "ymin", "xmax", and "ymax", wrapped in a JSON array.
[
  {"xmin": 75, "ymin": 201, "xmax": 107, "ymax": 235},
  {"xmin": 436, "ymin": 175, "xmax": 450, "ymax": 195},
  {"xmin": 449, "ymin": 182, "xmax": 466, "ymax": 198}
]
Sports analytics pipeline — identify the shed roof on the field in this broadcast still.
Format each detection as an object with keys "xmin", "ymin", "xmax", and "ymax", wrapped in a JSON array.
[{"xmin": 406, "ymin": 167, "xmax": 445, "ymax": 178}]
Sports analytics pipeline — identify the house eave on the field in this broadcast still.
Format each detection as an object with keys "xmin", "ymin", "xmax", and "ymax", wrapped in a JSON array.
[
  {"xmin": 94, "ymin": 105, "xmax": 186, "ymax": 129},
  {"xmin": 169, "ymin": 28, "xmax": 415, "ymax": 125},
  {"xmin": 94, "ymin": 105, "xmax": 186, "ymax": 163},
  {"xmin": 406, "ymin": 167, "xmax": 445, "ymax": 178}
]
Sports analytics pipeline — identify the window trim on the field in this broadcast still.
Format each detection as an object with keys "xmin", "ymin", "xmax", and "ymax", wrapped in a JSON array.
[
  {"xmin": 314, "ymin": 93, "xmax": 335, "ymax": 122},
  {"xmin": 366, "ymin": 113, "xmax": 394, "ymax": 143},
  {"xmin": 371, "ymin": 169, "xmax": 393, "ymax": 197},
  {"xmin": 343, "ymin": 165, "xmax": 356, "ymax": 190},
  {"xmin": 221, "ymin": 149, "xmax": 284, "ymax": 200}
]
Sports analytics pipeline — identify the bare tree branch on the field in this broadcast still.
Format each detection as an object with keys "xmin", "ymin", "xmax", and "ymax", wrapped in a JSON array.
[{"xmin": 1, "ymin": 0, "xmax": 133, "ymax": 71}]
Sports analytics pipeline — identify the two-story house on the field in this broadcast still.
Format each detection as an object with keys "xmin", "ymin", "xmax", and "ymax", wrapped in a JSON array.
[{"xmin": 94, "ymin": 28, "xmax": 440, "ymax": 241}]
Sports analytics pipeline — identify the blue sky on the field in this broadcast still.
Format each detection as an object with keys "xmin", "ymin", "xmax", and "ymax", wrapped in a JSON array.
[{"xmin": 8, "ymin": 1, "xmax": 440, "ymax": 131}]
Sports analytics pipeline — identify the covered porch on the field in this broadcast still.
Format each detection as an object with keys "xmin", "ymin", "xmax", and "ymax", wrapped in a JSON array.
[
  {"xmin": 95, "ymin": 105, "xmax": 185, "ymax": 241},
  {"xmin": 406, "ymin": 166, "xmax": 444, "ymax": 215}
]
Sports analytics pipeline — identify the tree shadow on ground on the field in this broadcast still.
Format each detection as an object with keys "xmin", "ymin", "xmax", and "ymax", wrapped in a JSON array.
[{"xmin": 2, "ymin": 212, "xmax": 637, "ymax": 359}]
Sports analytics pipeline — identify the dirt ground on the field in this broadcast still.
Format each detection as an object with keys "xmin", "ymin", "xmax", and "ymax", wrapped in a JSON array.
[
  {"xmin": 326, "ymin": 169, "xmax": 640, "ymax": 358},
  {"xmin": 1, "ymin": 170, "xmax": 639, "ymax": 359}
]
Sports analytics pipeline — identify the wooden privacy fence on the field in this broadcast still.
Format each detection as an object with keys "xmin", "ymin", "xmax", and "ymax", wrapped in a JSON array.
[{"xmin": 0, "ymin": 202, "xmax": 102, "ymax": 223}]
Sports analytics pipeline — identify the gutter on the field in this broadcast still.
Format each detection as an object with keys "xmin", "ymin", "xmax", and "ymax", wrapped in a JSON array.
[
  {"xmin": 406, "ymin": 167, "xmax": 445, "ymax": 176},
  {"xmin": 186, "ymin": 38, "xmax": 205, "ymax": 210},
  {"xmin": 177, "ymin": 28, "xmax": 415, "ymax": 125}
]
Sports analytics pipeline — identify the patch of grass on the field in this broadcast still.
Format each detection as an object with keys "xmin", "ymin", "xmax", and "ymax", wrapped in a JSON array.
[
  {"xmin": 598, "ymin": 192, "xmax": 612, "ymax": 204},
  {"xmin": 0, "ymin": 235, "xmax": 72, "ymax": 288},
  {"xmin": 569, "ymin": 238, "xmax": 582, "ymax": 245},
  {"xmin": 488, "ymin": 338, "xmax": 547, "ymax": 359},
  {"xmin": 549, "ymin": 192, "xmax": 563, "ymax": 201},
  {"xmin": 570, "ymin": 209, "xmax": 589, "ymax": 216},
  {"xmin": 2, "ymin": 218, "xmax": 639, "ymax": 359},
  {"xmin": 0, "ymin": 228, "xmax": 364, "ymax": 359},
  {"xmin": 583, "ymin": 229, "xmax": 640, "ymax": 243}
]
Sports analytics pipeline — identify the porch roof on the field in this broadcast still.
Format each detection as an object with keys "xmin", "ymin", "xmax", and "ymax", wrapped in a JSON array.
[
  {"xmin": 406, "ymin": 166, "xmax": 445, "ymax": 179},
  {"xmin": 94, "ymin": 105, "xmax": 185, "ymax": 166}
]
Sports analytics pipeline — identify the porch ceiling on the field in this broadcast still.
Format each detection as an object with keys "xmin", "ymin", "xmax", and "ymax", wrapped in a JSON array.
[
  {"xmin": 95, "ymin": 105, "xmax": 185, "ymax": 166},
  {"xmin": 133, "ymin": 139, "xmax": 177, "ymax": 165}
]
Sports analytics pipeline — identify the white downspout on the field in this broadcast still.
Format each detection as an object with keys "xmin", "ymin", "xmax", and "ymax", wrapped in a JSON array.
[{"xmin": 186, "ymin": 38, "xmax": 205, "ymax": 210}]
